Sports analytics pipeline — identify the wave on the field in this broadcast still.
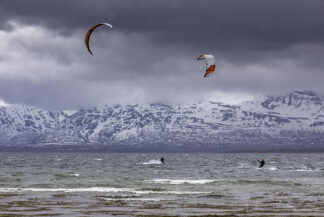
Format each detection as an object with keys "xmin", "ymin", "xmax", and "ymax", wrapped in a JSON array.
[
  {"xmin": 238, "ymin": 163, "xmax": 251, "ymax": 169},
  {"xmin": 99, "ymin": 197, "xmax": 168, "ymax": 202},
  {"xmin": 142, "ymin": 160, "xmax": 162, "ymax": 165},
  {"xmin": 268, "ymin": 167, "xmax": 278, "ymax": 171},
  {"xmin": 0, "ymin": 187, "xmax": 133, "ymax": 193},
  {"xmin": 0, "ymin": 187, "xmax": 211, "ymax": 195},
  {"xmin": 294, "ymin": 168, "xmax": 319, "ymax": 172},
  {"xmin": 146, "ymin": 179, "xmax": 216, "ymax": 185}
]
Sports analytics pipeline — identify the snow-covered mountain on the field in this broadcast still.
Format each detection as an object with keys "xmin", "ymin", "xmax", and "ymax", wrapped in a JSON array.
[{"xmin": 1, "ymin": 91, "xmax": 324, "ymax": 151}]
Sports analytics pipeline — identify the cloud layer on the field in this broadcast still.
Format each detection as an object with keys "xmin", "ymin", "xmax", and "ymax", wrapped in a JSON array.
[{"xmin": 1, "ymin": 1, "xmax": 324, "ymax": 109}]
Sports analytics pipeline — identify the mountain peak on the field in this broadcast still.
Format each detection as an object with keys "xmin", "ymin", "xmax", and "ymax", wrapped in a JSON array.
[
  {"xmin": 291, "ymin": 90, "xmax": 319, "ymax": 97},
  {"xmin": 260, "ymin": 90, "xmax": 322, "ymax": 110}
]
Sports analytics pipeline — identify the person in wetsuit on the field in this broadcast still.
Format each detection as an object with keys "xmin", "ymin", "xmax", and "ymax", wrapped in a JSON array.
[
  {"xmin": 160, "ymin": 157, "xmax": 165, "ymax": 165},
  {"xmin": 258, "ymin": 158, "xmax": 265, "ymax": 168}
]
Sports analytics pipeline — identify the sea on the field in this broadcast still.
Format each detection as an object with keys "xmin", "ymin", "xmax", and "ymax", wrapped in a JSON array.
[{"xmin": 0, "ymin": 152, "xmax": 323, "ymax": 216}]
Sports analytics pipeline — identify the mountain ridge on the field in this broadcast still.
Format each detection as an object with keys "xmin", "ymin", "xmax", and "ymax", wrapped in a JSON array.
[{"xmin": 1, "ymin": 90, "xmax": 324, "ymax": 152}]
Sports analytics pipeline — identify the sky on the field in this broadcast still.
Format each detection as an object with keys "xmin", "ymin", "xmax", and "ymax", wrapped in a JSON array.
[{"xmin": 0, "ymin": 0, "xmax": 324, "ymax": 110}]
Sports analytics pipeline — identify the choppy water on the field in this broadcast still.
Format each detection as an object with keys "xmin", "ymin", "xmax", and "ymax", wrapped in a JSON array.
[{"xmin": 0, "ymin": 153, "xmax": 323, "ymax": 216}]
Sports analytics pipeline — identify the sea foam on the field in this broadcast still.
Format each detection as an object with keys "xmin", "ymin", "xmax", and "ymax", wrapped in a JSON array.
[
  {"xmin": 0, "ymin": 187, "xmax": 211, "ymax": 195},
  {"xmin": 147, "ymin": 179, "xmax": 216, "ymax": 185},
  {"xmin": 142, "ymin": 160, "xmax": 162, "ymax": 165}
]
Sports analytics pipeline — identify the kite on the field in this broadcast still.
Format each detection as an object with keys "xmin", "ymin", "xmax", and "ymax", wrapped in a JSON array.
[
  {"xmin": 85, "ymin": 23, "xmax": 113, "ymax": 55},
  {"xmin": 197, "ymin": 55, "xmax": 216, "ymax": 77}
]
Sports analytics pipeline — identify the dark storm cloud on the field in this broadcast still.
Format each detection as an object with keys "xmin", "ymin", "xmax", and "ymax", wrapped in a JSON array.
[{"xmin": 1, "ymin": 0, "xmax": 324, "ymax": 50}]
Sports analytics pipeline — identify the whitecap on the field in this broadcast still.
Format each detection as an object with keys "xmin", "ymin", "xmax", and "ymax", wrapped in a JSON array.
[
  {"xmin": 147, "ymin": 179, "xmax": 216, "ymax": 185},
  {"xmin": 99, "ymin": 197, "xmax": 168, "ymax": 202},
  {"xmin": 142, "ymin": 160, "xmax": 162, "ymax": 165},
  {"xmin": 238, "ymin": 164, "xmax": 250, "ymax": 169},
  {"xmin": 294, "ymin": 168, "xmax": 319, "ymax": 172},
  {"xmin": 295, "ymin": 169, "xmax": 312, "ymax": 172},
  {"xmin": 0, "ymin": 187, "xmax": 134, "ymax": 193},
  {"xmin": 160, "ymin": 190, "xmax": 212, "ymax": 195},
  {"xmin": 268, "ymin": 167, "xmax": 278, "ymax": 171},
  {"xmin": 0, "ymin": 187, "xmax": 212, "ymax": 195}
]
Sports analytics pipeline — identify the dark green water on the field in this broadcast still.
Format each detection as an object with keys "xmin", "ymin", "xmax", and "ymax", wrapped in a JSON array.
[{"xmin": 0, "ymin": 153, "xmax": 323, "ymax": 216}]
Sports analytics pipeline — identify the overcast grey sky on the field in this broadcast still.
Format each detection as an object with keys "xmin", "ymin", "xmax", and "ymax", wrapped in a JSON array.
[{"xmin": 1, "ymin": 0, "xmax": 324, "ymax": 109}]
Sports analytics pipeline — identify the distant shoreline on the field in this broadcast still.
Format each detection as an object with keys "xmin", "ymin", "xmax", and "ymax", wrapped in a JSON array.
[{"xmin": 1, "ymin": 145, "xmax": 324, "ymax": 153}]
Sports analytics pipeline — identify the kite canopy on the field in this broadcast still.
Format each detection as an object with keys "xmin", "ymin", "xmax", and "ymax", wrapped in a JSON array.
[
  {"xmin": 85, "ymin": 23, "xmax": 113, "ymax": 55},
  {"xmin": 197, "ymin": 54, "xmax": 216, "ymax": 77}
]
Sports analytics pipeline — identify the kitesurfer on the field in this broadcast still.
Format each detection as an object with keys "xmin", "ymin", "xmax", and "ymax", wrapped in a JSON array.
[
  {"xmin": 160, "ymin": 157, "xmax": 165, "ymax": 165},
  {"xmin": 258, "ymin": 158, "xmax": 265, "ymax": 168}
]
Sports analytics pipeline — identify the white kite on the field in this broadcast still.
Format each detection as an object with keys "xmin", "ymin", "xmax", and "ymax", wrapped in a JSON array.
[{"xmin": 197, "ymin": 54, "xmax": 216, "ymax": 77}]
